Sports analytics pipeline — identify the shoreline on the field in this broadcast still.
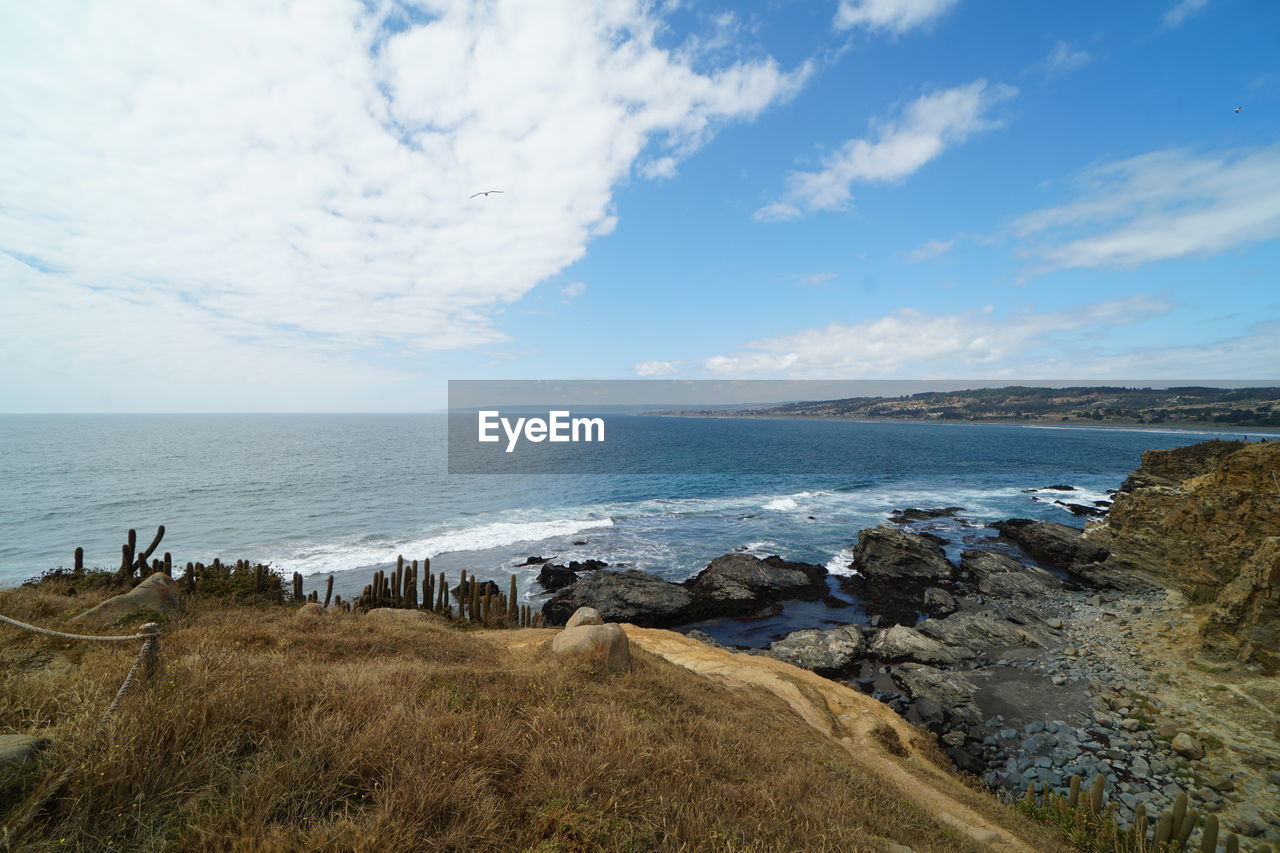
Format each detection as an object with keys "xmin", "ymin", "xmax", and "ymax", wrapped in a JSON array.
[{"xmin": 647, "ymin": 411, "xmax": 1280, "ymax": 436}]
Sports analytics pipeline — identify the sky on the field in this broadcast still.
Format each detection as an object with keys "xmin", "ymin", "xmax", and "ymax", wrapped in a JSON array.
[{"xmin": 1, "ymin": 0, "xmax": 1278, "ymax": 412}]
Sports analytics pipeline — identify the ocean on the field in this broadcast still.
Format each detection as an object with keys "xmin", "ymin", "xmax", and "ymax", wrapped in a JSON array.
[{"xmin": 0, "ymin": 414, "xmax": 1266, "ymax": 615}]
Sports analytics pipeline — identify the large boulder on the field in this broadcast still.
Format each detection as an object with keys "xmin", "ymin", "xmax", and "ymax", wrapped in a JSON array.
[
  {"xmin": 686, "ymin": 554, "xmax": 827, "ymax": 605},
  {"xmin": 959, "ymin": 550, "xmax": 1062, "ymax": 597},
  {"xmin": 851, "ymin": 526, "xmax": 954, "ymax": 581},
  {"xmin": 543, "ymin": 569, "xmax": 694, "ymax": 627},
  {"xmin": 763, "ymin": 625, "xmax": 863, "ymax": 675},
  {"xmin": 550, "ymin": 623, "xmax": 631, "ymax": 672},
  {"xmin": 565, "ymin": 606, "xmax": 604, "ymax": 628},
  {"xmin": 890, "ymin": 663, "xmax": 981, "ymax": 724},
  {"xmin": 69, "ymin": 572, "xmax": 182, "ymax": 626},
  {"xmin": 867, "ymin": 625, "xmax": 968, "ymax": 665},
  {"xmin": 989, "ymin": 519, "xmax": 1108, "ymax": 572},
  {"xmin": 914, "ymin": 609, "xmax": 1044, "ymax": 654}
]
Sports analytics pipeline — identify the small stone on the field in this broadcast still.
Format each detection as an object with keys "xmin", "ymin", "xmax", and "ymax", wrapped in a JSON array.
[
  {"xmin": 1046, "ymin": 617, "xmax": 1064, "ymax": 629},
  {"xmin": 1207, "ymin": 775, "xmax": 1234, "ymax": 792},
  {"xmin": 1120, "ymin": 718, "xmax": 1142, "ymax": 732},
  {"xmin": 1171, "ymin": 733, "xmax": 1204, "ymax": 760}
]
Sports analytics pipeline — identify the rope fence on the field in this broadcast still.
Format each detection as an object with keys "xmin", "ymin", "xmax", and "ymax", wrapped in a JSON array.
[{"xmin": 0, "ymin": 614, "xmax": 162, "ymax": 849}]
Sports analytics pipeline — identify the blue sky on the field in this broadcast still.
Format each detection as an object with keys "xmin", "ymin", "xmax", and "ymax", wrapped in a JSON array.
[{"xmin": 1, "ymin": 0, "xmax": 1278, "ymax": 412}]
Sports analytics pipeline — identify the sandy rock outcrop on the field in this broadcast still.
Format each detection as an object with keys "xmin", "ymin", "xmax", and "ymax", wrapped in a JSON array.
[
  {"xmin": 1083, "ymin": 440, "xmax": 1280, "ymax": 670},
  {"xmin": 69, "ymin": 572, "xmax": 182, "ymax": 626}
]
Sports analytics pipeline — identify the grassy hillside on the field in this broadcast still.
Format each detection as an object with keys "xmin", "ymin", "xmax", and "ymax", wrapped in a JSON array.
[{"xmin": 0, "ymin": 580, "xmax": 1062, "ymax": 852}]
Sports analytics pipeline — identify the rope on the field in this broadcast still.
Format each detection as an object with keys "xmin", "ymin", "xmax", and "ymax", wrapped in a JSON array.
[
  {"xmin": 0, "ymin": 619, "xmax": 160, "ymax": 849},
  {"xmin": 100, "ymin": 637, "xmax": 157, "ymax": 724},
  {"xmin": 0, "ymin": 613, "xmax": 156, "ymax": 642}
]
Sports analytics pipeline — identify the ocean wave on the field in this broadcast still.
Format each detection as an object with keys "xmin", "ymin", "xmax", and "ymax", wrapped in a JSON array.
[
  {"xmin": 270, "ymin": 517, "xmax": 614, "ymax": 576},
  {"xmin": 824, "ymin": 546, "xmax": 858, "ymax": 577}
]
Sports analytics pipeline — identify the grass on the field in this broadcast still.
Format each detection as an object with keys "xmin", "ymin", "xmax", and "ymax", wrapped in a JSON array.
[{"xmin": 0, "ymin": 582, "xmax": 1060, "ymax": 852}]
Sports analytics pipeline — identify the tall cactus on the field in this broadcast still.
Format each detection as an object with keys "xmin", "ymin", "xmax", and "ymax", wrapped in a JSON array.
[{"xmin": 74, "ymin": 547, "xmax": 84, "ymax": 573}]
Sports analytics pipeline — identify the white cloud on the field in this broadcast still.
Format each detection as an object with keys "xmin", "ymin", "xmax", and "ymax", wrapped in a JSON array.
[
  {"xmin": 834, "ymin": 0, "xmax": 960, "ymax": 35},
  {"xmin": 1015, "ymin": 146, "xmax": 1280, "ymax": 270},
  {"xmin": 1043, "ymin": 41, "xmax": 1092, "ymax": 76},
  {"xmin": 0, "ymin": 1, "xmax": 808, "ymax": 406},
  {"xmin": 754, "ymin": 79, "xmax": 1015, "ymax": 220},
  {"xmin": 796, "ymin": 272, "xmax": 837, "ymax": 287},
  {"xmin": 560, "ymin": 281, "xmax": 587, "ymax": 299},
  {"xmin": 635, "ymin": 360, "xmax": 680, "ymax": 376},
  {"xmin": 1163, "ymin": 0, "xmax": 1209, "ymax": 28},
  {"xmin": 905, "ymin": 238, "xmax": 956, "ymax": 262},
  {"xmin": 700, "ymin": 296, "xmax": 1172, "ymax": 377}
]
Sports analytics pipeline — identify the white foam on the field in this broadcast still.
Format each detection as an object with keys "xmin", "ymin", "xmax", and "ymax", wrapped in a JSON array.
[
  {"xmin": 270, "ymin": 517, "xmax": 614, "ymax": 575},
  {"xmin": 824, "ymin": 546, "xmax": 858, "ymax": 577},
  {"xmin": 762, "ymin": 496, "xmax": 799, "ymax": 511}
]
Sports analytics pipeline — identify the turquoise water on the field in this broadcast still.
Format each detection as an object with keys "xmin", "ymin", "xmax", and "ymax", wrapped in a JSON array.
[{"xmin": 0, "ymin": 414, "xmax": 1264, "ymax": 604}]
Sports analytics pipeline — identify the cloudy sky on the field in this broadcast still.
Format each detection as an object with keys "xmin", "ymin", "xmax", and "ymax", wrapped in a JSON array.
[{"xmin": 2, "ymin": 0, "xmax": 1277, "ymax": 412}]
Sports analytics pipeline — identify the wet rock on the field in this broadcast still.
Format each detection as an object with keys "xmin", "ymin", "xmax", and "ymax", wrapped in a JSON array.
[
  {"xmin": 915, "ymin": 609, "xmax": 1044, "ymax": 654},
  {"xmin": 537, "ymin": 563, "xmax": 579, "ymax": 591},
  {"xmin": 851, "ymin": 525, "xmax": 954, "ymax": 581},
  {"xmin": 887, "ymin": 506, "xmax": 965, "ymax": 523},
  {"xmin": 890, "ymin": 663, "xmax": 981, "ymax": 723},
  {"xmin": 687, "ymin": 554, "xmax": 827, "ymax": 605}
]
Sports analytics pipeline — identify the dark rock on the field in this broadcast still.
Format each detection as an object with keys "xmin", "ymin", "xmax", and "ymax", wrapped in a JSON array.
[
  {"xmin": 568, "ymin": 559, "xmax": 608, "ymax": 572},
  {"xmin": 764, "ymin": 625, "xmax": 863, "ymax": 675},
  {"xmin": 571, "ymin": 540, "xmax": 588, "ymax": 546},
  {"xmin": 537, "ymin": 563, "xmax": 579, "ymax": 591},
  {"xmin": 451, "ymin": 579, "xmax": 501, "ymax": 597},
  {"xmin": 687, "ymin": 554, "xmax": 827, "ymax": 605},
  {"xmin": 923, "ymin": 587, "xmax": 958, "ymax": 615},
  {"xmin": 852, "ymin": 525, "xmax": 954, "ymax": 581},
  {"xmin": 960, "ymin": 550, "xmax": 1063, "ymax": 597},
  {"xmin": 868, "ymin": 625, "xmax": 969, "ymax": 664},
  {"xmin": 887, "ymin": 506, "xmax": 965, "ymax": 523},
  {"xmin": 543, "ymin": 569, "xmax": 694, "ymax": 627},
  {"xmin": 520, "ymin": 556, "xmax": 546, "ymax": 565},
  {"xmin": 915, "ymin": 609, "xmax": 1044, "ymax": 654},
  {"xmin": 1055, "ymin": 500, "xmax": 1106, "ymax": 517},
  {"xmin": 891, "ymin": 663, "xmax": 981, "ymax": 723},
  {"xmin": 990, "ymin": 518, "xmax": 1109, "ymax": 571}
]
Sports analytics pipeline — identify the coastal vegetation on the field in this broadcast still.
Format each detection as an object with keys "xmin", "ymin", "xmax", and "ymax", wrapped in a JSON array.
[{"xmin": 665, "ymin": 386, "xmax": 1280, "ymax": 428}]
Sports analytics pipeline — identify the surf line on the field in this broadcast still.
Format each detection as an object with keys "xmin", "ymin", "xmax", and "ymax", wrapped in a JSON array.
[{"xmin": 477, "ymin": 410, "xmax": 605, "ymax": 453}]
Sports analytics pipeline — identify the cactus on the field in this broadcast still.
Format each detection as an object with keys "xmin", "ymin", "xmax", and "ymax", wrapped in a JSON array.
[
  {"xmin": 1067, "ymin": 774, "xmax": 1081, "ymax": 809},
  {"xmin": 1201, "ymin": 814, "xmax": 1218, "ymax": 853},
  {"xmin": 469, "ymin": 580, "xmax": 480, "ymax": 623},
  {"xmin": 508, "ymin": 574, "xmax": 518, "ymax": 620},
  {"xmin": 324, "ymin": 575, "xmax": 334, "ymax": 607},
  {"xmin": 1226, "ymin": 834, "xmax": 1239, "ymax": 853},
  {"xmin": 1088, "ymin": 773, "xmax": 1105, "ymax": 814},
  {"xmin": 1155, "ymin": 812, "xmax": 1174, "ymax": 847},
  {"xmin": 74, "ymin": 546, "xmax": 84, "ymax": 573},
  {"xmin": 134, "ymin": 525, "xmax": 165, "ymax": 570}
]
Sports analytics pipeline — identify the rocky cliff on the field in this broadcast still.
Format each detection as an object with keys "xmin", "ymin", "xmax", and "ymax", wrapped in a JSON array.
[{"xmin": 1082, "ymin": 439, "xmax": 1280, "ymax": 671}]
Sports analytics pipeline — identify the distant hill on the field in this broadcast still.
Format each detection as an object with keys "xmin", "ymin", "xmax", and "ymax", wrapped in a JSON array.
[{"xmin": 659, "ymin": 385, "xmax": 1280, "ymax": 427}]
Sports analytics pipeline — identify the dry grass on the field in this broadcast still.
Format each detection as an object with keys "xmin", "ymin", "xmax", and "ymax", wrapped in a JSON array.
[{"xmin": 1, "ymin": 584, "xmax": 1038, "ymax": 852}]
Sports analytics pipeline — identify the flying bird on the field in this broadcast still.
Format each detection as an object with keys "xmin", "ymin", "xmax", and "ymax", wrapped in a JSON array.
[
  {"xmin": 1234, "ymin": 106, "xmax": 1243, "ymax": 113},
  {"xmin": 470, "ymin": 190, "xmax": 504, "ymax": 198}
]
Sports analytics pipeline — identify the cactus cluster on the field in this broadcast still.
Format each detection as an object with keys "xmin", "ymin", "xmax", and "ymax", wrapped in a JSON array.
[
  {"xmin": 1021, "ymin": 773, "xmax": 1273, "ymax": 853},
  {"xmin": 347, "ymin": 558, "xmax": 547, "ymax": 628}
]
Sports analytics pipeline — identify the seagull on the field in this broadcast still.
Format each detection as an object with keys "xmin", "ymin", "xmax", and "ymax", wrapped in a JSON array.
[
  {"xmin": 1234, "ymin": 106, "xmax": 1243, "ymax": 113},
  {"xmin": 470, "ymin": 190, "xmax": 504, "ymax": 198}
]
